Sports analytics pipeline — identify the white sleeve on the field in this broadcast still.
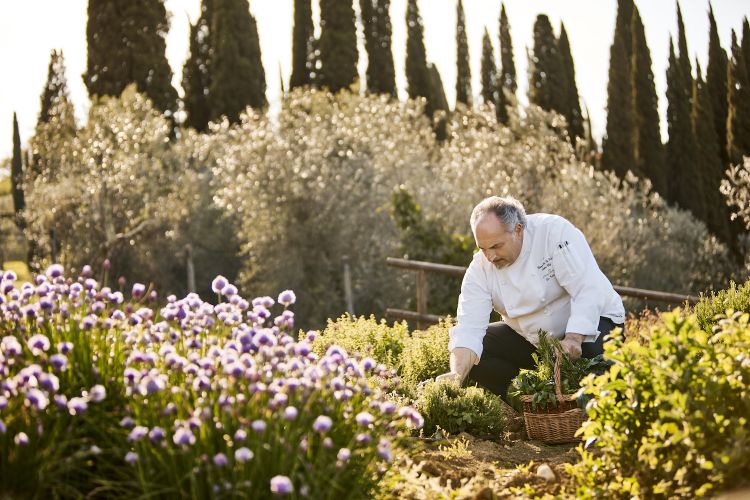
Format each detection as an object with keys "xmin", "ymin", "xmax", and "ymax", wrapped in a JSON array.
[
  {"xmin": 448, "ymin": 257, "xmax": 492, "ymax": 359},
  {"xmin": 552, "ymin": 221, "xmax": 610, "ymax": 342}
]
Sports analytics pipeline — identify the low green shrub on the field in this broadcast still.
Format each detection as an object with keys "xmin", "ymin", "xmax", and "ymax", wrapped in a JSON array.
[
  {"xmin": 398, "ymin": 320, "xmax": 451, "ymax": 390},
  {"xmin": 311, "ymin": 315, "xmax": 409, "ymax": 368},
  {"xmin": 694, "ymin": 280, "xmax": 750, "ymax": 333},
  {"xmin": 415, "ymin": 380, "xmax": 505, "ymax": 437},
  {"xmin": 571, "ymin": 311, "xmax": 750, "ymax": 498}
]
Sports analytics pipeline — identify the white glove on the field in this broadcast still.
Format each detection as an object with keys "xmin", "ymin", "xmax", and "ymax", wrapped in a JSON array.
[{"xmin": 435, "ymin": 347, "xmax": 479, "ymax": 385}]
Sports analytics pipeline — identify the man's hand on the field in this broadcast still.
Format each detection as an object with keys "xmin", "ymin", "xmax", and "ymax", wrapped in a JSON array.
[
  {"xmin": 561, "ymin": 333, "xmax": 584, "ymax": 360},
  {"xmin": 435, "ymin": 347, "xmax": 479, "ymax": 386}
]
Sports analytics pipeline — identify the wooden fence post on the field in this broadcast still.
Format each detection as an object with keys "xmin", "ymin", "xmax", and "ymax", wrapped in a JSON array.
[{"xmin": 416, "ymin": 269, "xmax": 428, "ymax": 330}]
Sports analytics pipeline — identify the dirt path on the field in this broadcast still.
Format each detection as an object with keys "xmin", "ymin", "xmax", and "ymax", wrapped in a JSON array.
[{"xmin": 382, "ymin": 418, "xmax": 580, "ymax": 499}]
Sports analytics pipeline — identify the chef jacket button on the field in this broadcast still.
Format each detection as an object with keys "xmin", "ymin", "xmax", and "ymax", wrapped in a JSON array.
[{"xmin": 543, "ymin": 307, "xmax": 550, "ymax": 315}]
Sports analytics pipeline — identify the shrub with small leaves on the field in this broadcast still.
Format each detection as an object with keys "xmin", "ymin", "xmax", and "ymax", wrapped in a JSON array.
[
  {"xmin": 570, "ymin": 310, "xmax": 750, "ymax": 498},
  {"xmin": 398, "ymin": 321, "xmax": 451, "ymax": 390},
  {"xmin": 415, "ymin": 380, "xmax": 505, "ymax": 437},
  {"xmin": 310, "ymin": 315, "xmax": 409, "ymax": 368},
  {"xmin": 693, "ymin": 279, "xmax": 750, "ymax": 333}
]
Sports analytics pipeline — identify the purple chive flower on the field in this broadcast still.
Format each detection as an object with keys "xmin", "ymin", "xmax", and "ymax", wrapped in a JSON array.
[
  {"xmin": 323, "ymin": 437, "xmax": 333, "ymax": 449},
  {"xmin": 378, "ymin": 439, "xmax": 393, "ymax": 462},
  {"xmin": 27, "ymin": 334, "xmax": 51, "ymax": 354},
  {"xmin": 0, "ymin": 420, "xmax": 5, "ymax": 434},
  {"xmin": 173, "ymin": 427, "xmax": 196, "ymax": 446},
  {"xmin": 356, "ymin": 433, "xmax": 371, "ymax": 444},
  {"xmin": 223, "ymin": 284, "xmax": 238, "ymax": 297},
  {"xmin": 234, "ymin": 429, "xmax": 247, "ymax": 442},
  {"xmin": 149, "ymin": 427, "xmax": 166, "ymax": 443},
  {"xmin": 39, "ymin": 373, "xmax": 59, "ymax": 392},
  {"xmin": 128, "ymin": 426, "xmax": 148, "ymax": 442},
  {"xmin": 53, "ymin": 394, "xmax": 67, "ymax": 410},
  {"xmin": 235, "ymin": 447, "xmax": 254, "ymax": 463},
  {"xmin": 379, "ymin": 401, "xmax": 397, "ymax": 415},
  {"xmin": 337, "ymin": 448, "xmax": 351, "ymax": 462},
  {"xmin": 46, "ymin": 264, "xmax": 64, "ymax": 279},
  {"xmin": 278, "ymin": 290, "xmax": 296, "ymax": 307},
  {"xmin": 120, "ymin": 416, "xmax": 135, "ymax": 429},
  {"xmin": 68, "ymin": 397, "xmax": 88, "ymax": 415},
  {"xmin": 211, "ymin": 276, "xmax": 228, "ymax": 294},
  {"xmin": 2, "ymin": 336, "xmax": 23, "ymax": 356},
  {"xmin": 0, "ymin": 397, "xmax": 7, "ymax": 410},
  {"xmin": 14, "ymin": 432, "xmax": 29, "ymax": 446},
  {"xmin": 213, "ymin": 453, "xmax": 228, "ymax": 467},
  {"xmin": 312, "ymin": 415, "xmax": 333, "ymax": 433},
  {"xmin": 25, "ymin": 388, "xmax": 49, "ymax": 410},
  {"xmin": 355, "ymin": 412, "xmax": 375, "ymax": 427},
  {"xmin": 132, "ymin": 283, "xmax": 146, "ymax": 299},
  {"xmin": 102, "ymin": 259, "xmax": 111, "ymax": 270},
  {"xmin": 57, "ymin": 341, "xmax": 74, "ymax": 355},
  {"xmin": 270, "ymin": 476, "xmax": 294, "ymax": 495},
  {"xmin": 283, "ymin": 406, "xmax": 299, "ymax": 421},
  {"xmin": 251, "ymin": 420, "xmax": 267, "ymax": 433},
  {"xmin": 90, "ymin": 385, "xmax": 106, "ymax": 402},
  {"xmin": 125, "ymin": 451, "xmax": 139, "ymax": 465},
  {"xmin": 81, "ymin": 265, "xmax": 93, "ymax": 277},
  {"xmin": 81, "ymin": 315, "xmax": 96, "ymax": 331}
]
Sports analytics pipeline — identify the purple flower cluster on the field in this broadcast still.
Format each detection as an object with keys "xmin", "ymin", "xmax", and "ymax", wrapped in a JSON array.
[{"xmin": 1, "ymin": 267, "xmax": 423, "ymax": 496}]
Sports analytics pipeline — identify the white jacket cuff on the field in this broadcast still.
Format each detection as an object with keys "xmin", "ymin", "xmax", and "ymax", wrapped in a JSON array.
[
  {"xmin": 448, "ymin": 334, "xmax": 483, "ymax": 360},
  {"xmin": 565, "ymin": 316, "xmax": 599, "ymax": 343}
]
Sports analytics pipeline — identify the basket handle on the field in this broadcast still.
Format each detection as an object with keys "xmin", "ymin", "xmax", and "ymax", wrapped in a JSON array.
[{"xmin": 553, "ymin": 346, "xmax": 565, "ymax": 402}]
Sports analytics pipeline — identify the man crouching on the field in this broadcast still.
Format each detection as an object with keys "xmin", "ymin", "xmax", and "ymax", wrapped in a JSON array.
[{"xmin": 437, "ymin": 196, "xmax": 625, "ymax": 403}]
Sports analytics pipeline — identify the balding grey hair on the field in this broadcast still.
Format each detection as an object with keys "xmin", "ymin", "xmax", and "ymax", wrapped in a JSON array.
[{"xmin": 470, "ymin": 196, "xmax": 527, "ymax": 234}]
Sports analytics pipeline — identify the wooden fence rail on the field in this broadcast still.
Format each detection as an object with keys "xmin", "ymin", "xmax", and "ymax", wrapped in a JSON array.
[{"xmin": 385, "ymin": 257, "xmax": 701, "ymax": 329}]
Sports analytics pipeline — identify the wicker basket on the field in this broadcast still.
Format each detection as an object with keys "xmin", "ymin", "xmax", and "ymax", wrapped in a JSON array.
[{"xmin": 519, "ymin": 350, "xmax": 586, "ymax": 444}]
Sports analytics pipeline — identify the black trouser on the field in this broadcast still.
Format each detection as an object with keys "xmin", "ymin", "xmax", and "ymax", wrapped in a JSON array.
[{"xmin": 467, "ymin": 317, "xmax": 622, "ymax": 403}]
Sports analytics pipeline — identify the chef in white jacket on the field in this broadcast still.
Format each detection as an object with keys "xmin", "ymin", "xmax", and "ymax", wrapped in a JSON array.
[{"xmin": 437, "ymin": 195, "xmax": 625, "ymax": 402}]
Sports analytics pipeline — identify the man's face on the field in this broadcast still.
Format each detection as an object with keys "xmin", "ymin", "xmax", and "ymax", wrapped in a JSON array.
[{"xmin": 474, "ymin": 213, "xmax": 524, "ymax": 269}]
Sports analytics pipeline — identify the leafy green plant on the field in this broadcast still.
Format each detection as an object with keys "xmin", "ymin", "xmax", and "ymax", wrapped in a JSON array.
[
  {"xmin": 693, "ymin": 279, "xmax": 750, "ymax": 333},
  {"xmin": 310, "ymin": 315, "xmax": 410, "ymax": 368},
  {"xmin": 415, "ymin": 380, "xmax": 505, "ymax": 437},
  {"xmin": 571, "ymin": 310, "xmax": 750, "ymax": 498},
  {"xmin": 509, "ymin": 332, "xmax": 611, "ymax": 410},
  {"xmin": 398, "ymin": 320, "xmax": 451, "ymax": 391}
]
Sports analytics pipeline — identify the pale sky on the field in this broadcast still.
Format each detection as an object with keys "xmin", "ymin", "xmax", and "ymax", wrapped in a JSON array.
[{"xmin": 1, "ymin": 0, "xmax": 749, "ymax": 161}]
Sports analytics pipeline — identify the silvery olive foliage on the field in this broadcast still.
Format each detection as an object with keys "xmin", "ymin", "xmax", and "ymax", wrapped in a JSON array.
[
  {"xmin": 721, "ymin": 156, "xmax": 750, "ymax": 230},
  {"xmin": 23, "ymin": 86, "xmax": 733, "ymax": 328}
]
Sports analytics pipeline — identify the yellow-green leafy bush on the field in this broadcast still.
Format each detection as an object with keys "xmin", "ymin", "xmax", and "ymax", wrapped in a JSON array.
[
  {"xmin": 571, "ymin": 311, "xmax": 750, "ymax": 498},
  {"xmin": 693, "ymin": 280, "xmax": 750, "ymax": 333},
  {"xmin": 415, "ymin": 380, "xmax": 505, "ymax": 437},
  {"xmin": 311, "ymin": 315, "xmax": 409, "ymax": 368},
  {"xmin": 398, "ymin": 321, "xmax": 451, "ymax": 390}
]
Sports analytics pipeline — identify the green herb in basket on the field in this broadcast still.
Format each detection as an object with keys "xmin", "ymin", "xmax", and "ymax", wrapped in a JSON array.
[{"xmin": 509, "ymin": 331, "xmax": 611, "ymax": 411}]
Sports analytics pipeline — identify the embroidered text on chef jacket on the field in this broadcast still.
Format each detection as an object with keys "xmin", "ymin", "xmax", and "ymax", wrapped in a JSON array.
[{"xmin": 448, "ymin": 213, "xmax": 625, "ymax": 359}]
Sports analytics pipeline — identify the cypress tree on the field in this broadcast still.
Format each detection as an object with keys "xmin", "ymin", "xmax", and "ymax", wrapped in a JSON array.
[
  {"xmin": 11, "ymin": 113, "xmax": 25, "ymax": 228},
  {"xmin": 666, "ymin": 39, "xmax": 704, "ymax": 219},
  {"xmin": 290, "ymin": 0, "xmax": 315, "ymax": 90},
  {"xmin": 319, "ymin": 0, "xmax": 358, "ymax": 92},
  {"xmin": 406, "ymin": 0, "xmax": 431, "ymax": 103},
  {"xmin": 480, "ymin": 28, "xmax": 507, "ymax": 124},
  {"xmin": 208, "ymin": 0, "xmax": 267, "ymax": 124},
  {"xmin": 182, "ymin": 0, "xmax": 213, "ymax": 131},
  {"xmin": 498, "ymin": 3, "xmax": 516, "ymax": 94},
  {"xmin": 601, "ymin": 0, "xmax": 635, "ymax": 178},
  {"xmin": 360, "ymin": 0, "xmax": 396, "ymax": 96},
  {"xmin": 428, "ymin": 63, "xmax": 449, "ymax": 140},
  {"xmin": 528, "ymin": 15, "xmax": 565, "ymax": 114},
  {"xmin": 84, "ymin": 0, "xmax": 178, "ymax": 116},
  {"xmin": 692, "ymin": 62, "xmax": 730, "ymax": 241},
  {"xmin": 480, "ymin": 28, "xmax": 497, "ymax": 107},
  {"xmin": 727, "ymin": 30, "xmax": 750, "ymax": 164},
  {"xmin": 455, "ymin": 0, "xmax": 472, "ymax": 107},
  {"xmin": 558, "ymin": 23, "xmax": 584, "ymax": 142},
  {"xmin": 38, "ymin": 50, "xmax": 75, "ymax": 127},
  {"xmin": 742, "ymin": 17, "xmax": 750, "ymax": 75},
  {"xmin": 676, "ymin": 2, "xmax": 693, "ymax": 104},
  {"xmin": 31, "ymin": 50, "xmax": 77, "ymax": 180},
  {"xmin": 706, "ymin": 4, "xmax": 730, "ymax": 167},
  {"xmin": 630, "ymin": 6, "xmax": 664, "ymax": 193}
]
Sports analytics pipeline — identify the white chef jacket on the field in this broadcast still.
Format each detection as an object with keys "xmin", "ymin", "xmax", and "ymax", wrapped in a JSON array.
[{"xmin": 448, "ymin": 213, "xmax": 625, "ymax": 359}]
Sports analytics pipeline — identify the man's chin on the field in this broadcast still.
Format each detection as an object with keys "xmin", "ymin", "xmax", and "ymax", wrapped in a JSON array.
[{"xmin": 493, "ymin": 261, "xmax": 507, "ymax": 269}]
